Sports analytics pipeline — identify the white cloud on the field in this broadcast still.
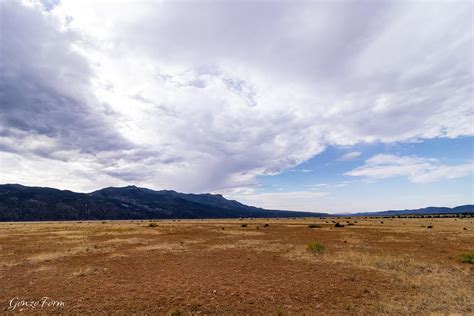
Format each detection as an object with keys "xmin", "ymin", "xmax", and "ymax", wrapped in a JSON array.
[
  {"xmin": 226, "ymin": 190, "xmax": 330, "ymax": 212},
  {"xmin": 0, "ymin": 0, "xmax": 472, "ymax": 193},
  {"xmin": 289, "ymin": 169, "xmax": 314, "ymax": 173},
  {"xmin": 338, "ymin": 152, "xmax": 362, "ymax": 161},
  {"xmin": 346, "ymin": 154, "xmax": 473, "ymax": 183}
]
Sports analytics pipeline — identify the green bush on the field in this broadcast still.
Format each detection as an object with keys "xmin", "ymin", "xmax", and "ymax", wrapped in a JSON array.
[
  {"xmin": 306, "ymin": 241, "xmax": 325, "ymax": 254},
  {"xmin": 460, "ymin": 252, "xmax": 474, "ymax": 264}
]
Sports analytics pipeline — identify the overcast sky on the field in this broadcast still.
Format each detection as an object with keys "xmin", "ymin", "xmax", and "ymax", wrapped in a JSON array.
[{"xmin": 0, "ymin": 0, "xmax": 473, "ymax": 213}]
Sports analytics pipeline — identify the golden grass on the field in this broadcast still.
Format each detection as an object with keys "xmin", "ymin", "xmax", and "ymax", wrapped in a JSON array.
[
  {"xmin": 219, "ymin": 229, "xmax": 265, "ymax": 236},
  {"xmin": 27, "ymin": 245, "xmax": 109, "ymax": 263},
  {"xmin": 328, "ymin": 250, "xmax": 474, "ymax": 314},
  {"xmin": 206, "ymin": 239, "xmax": 287, "ymax": 252}
]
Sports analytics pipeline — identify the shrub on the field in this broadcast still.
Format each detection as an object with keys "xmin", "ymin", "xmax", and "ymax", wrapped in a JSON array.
[
  {"xmin": 460, "ymin": 252, "xmax": 474, "ymax": 264},
  {"xmin": 148, "ymin": 222, "xmax": 158, "ymax": 227},
  {"xmin": 334, "ymin": 222, "xmax": 344, "ymax": 228},
  {"xmin": 275, "ymin": 306, "xmax": 286, "ymax": 316},
  {"xmin": 170, "ymin": 308, "xmax": 182, "ymax": 316},
  {"xmin": 264, "ymin": 223, "xmax": 269, "ymax": 227},
  {"xmin": 306, "ymin": 241, "xmax": 325, "ymax": 254},
  {"xmin": 241, "ymin": 224, "xmax": 248, "ymax": 228},
  {"xmin": 427, "ymin": 225, "xmax": 433, "ymax": 229},
  {"xmin": 347, "ymin": 223, "xmax": 355, "ymax": 226},
  {"xmin": 308, "ymin": 224, "xmax": 322, "ymax": 228}
]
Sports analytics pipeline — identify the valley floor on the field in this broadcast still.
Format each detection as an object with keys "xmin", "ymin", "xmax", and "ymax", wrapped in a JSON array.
[{"xmin": 0, "ymin": 217, "xmax": 473, "ymax": 315}]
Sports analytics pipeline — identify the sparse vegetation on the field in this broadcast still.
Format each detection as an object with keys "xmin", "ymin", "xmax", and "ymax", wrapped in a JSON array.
[
  {"xmin": 241, "ymin": 224, "xmax": 248, "ymax": 228},
  {"xmin": 308, "ymin": 223, "xmax": 322, "ymax": 228},
  {"xmin": 306, "ymin": 241, "xmax": 325, "ymax": 254},
  {"xmin": 459, "ymin": 252, "xmax": 474, "ymax": 263},
  {"xmin": 1, "ymin": 217, "xmax": 473, "ymax": 314},
  {"xmin": 334, "ymin": 222, "xmax": 344, "ymax": 228},
  {"xmin": 148, "ymin": 222, "xmax": 158, "ymax": 227},
  {"xmin": 170, "ymin": 308, "xmax": 182, "ymax": 316},
  {"xmin": 275, "ymin": 305, "xmax": 287, "ymax": 316},
  {"xmin": 264, "ymin": 223, "xmax": 269, "ymax": 227}
]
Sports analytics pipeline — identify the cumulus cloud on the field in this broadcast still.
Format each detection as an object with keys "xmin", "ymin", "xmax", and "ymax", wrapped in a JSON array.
[
  {"xmin": 346, "ymin": 154, "xmax": 473, "ymax": 183},
  {"xmin": 0, "ymin": 0, "xmax": 132, "ymax": 157},
  {"xmin": 0, "ymin": 0, "xmax": 472, "ymax": 193}
]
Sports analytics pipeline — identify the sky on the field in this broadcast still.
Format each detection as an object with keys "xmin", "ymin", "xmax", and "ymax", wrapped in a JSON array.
[{"xmin": 0, "ymin": 0, "xmax": 473, "ymax": 213}]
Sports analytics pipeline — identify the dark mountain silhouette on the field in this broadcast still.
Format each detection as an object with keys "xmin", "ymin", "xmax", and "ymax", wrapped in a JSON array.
[
  {"xmin": 350, "ymin": 205, "xmax": 473, "ymax": 216},
  {"xmin": 0, "ymin": 184, "xmax": 327, "ymax": 221}
]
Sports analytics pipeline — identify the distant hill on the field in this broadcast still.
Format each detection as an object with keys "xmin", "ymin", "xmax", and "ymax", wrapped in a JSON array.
[
  {"xmin": 350, "ymin": 205, "xmax": 474, "ymax": 217},
  {"xmin": 0, "ymin": 184, "xmax": 328, "ymax": 221}
]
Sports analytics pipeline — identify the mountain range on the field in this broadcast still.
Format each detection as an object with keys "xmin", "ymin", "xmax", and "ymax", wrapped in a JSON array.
[
  {"xmin": 0, "ymin": 184, "xmax": 326, "ymax": 221},
  {"xmin": 0, "ymin": 184, "xmax": 472, "ymax": 221},
  {"xmin": 350, "ymin": 205, "xmax": 474, "ymax": 217}
]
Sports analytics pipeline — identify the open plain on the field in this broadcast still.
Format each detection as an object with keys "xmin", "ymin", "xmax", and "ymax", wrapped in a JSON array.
[{"xmin": 1, "ymin": 217, "xmax": 473, "ymax": 315}]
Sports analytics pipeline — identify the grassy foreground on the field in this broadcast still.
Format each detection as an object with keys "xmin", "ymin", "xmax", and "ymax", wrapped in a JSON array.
[{"xmin": 1, "ymin": 217, "xmax": 473, "ymax": 314}]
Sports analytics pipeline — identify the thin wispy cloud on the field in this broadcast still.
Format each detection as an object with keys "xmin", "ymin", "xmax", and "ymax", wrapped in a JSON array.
[
  {"xmin": 338, "ymin": 152, "xmax": 362, "ymax": 161},
  {"xmin": 289, "ymin": 169, "xmax": 314, "ymax": 173},
  {"xmin": 346, "ymin": 154, "xmax": 473, "ymax": 183}
]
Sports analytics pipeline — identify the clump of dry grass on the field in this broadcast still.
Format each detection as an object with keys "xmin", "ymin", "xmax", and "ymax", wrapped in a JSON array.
[
  {"xmin": 306, "ymin": 241, "xmax": 325, "ymax": 254},
  {"xmin": 170, "ymin": 308, "xmax": 182, "ymax": 316}
]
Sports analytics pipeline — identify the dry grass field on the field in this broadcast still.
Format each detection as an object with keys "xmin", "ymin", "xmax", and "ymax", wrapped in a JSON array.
[{"xmin": 1, "ymin": 217, "xmax": 473, "ymax": 315}]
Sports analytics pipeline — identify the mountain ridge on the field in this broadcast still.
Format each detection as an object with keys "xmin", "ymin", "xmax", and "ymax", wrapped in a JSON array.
[
  {"xmin": 0, "ymin": 184, "xmax": 327, "ymax": 221},
  {"xmin": 0, "ymin": 184, "xmax": 472, "ymax": 221},
  {"xmin": 347, "ymin": 205, "xmax": 473, "ymax": 217}
]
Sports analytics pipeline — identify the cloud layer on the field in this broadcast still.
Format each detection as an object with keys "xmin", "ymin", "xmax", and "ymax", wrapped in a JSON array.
[
  {"xmin": 0, "ymin": 0, "xmax": 472, "ymax": 193},
  {"xmin": 346, "ymin": 154, "xmax": 473, "ymax": 183}
]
